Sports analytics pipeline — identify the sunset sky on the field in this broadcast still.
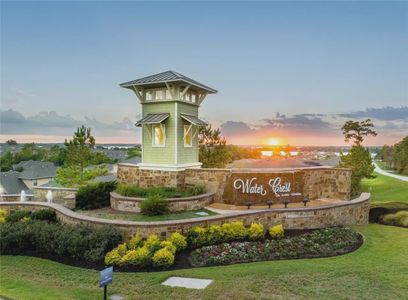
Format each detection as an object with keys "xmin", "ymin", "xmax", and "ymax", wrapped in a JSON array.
[{"xmin": 1, "ymin": 2, "xmax": 407, "ymax": 146}]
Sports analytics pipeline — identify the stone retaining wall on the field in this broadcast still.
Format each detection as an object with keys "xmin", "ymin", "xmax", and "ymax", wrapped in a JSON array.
[
  {"xmin": 117, "ymin": 164, "xmax": 352, "ymax": 203},
  {"xmin": 110, "ymin": 192, "xmax": 215, "ymax": 213},
  {"xmin": 0, "ymin": 193, "xmax": 369, "ymax": 240},
  {"xmin": 32, "ymin": 186, "xmax": 78, "ymax": 209}
]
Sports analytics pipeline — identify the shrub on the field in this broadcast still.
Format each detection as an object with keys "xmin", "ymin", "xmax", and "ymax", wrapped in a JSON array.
[
  {"xmin": 6, "ymin": 210, "xmax": 31, "ymax": 222},
  {"xmin": 140, "ymin": 194, "xmax": 169, "ymax": 216},
  {"xmin": 128, "ymin": 235, "xmax": 143, "ymax": 250},
  {"xmin": 0, "ymin": 221, "xmax": 122, "ymax": 262},
  {"xmin": 152, "ymin": 247, "xmax": 175, "ymax": 269},
  {"xmin": 116, "ymin": 243, "xmax": 128, "ymax": 256},
  {"xmin": 104, "ymin": 248, "xmax": 123, "ymax": 266},
  {"xmin": 369, "ymin": 202, "xmax": 408, "ymax": 223},
  {"xmin": 160, "ymin": 240, "xmax": 176, "ymax": 254},
  {"xmin": 248, "ymin": 223, "xmax": 265, "ymax": 241},
  {"xmin": 186, "ymin": 226, "xmax": 208, "ymax": 248},
  {"xmin": 144, "ymin": 234, "xmax": 161, "ymax": 253},
  {"xmin": 76, "ymin": 181, "xmax": 117, "ymax": 210},
  {"xmin": 31, "ymin": 209, "xmax": 56, "ymax": 223},
  {"xmin": 382, "ymin": 211, "xmax": 408, "ymax": 227},
  {"xmin": 0, "ymin": 209, "xmax": 8, "ymax": 224},
  {"xmin": 207, "ymin": 225, "xmax": 224, "ymax": 245},
  {"xmin": 119, "ymin": 246, "xmax": 150, "ymax": 267},
  {"xmin": 168, "ymin": 232, "xmax": 187, "ymax": 251},
  {"xmin": 222, "ymin": 221, "xmax": 247, "ymax": 241},
  {"xmin": 269, "ymin": 224, "xmax": 284, "ymax": 239},
  {"xmin": 115, "ymin": 183, "xmax": 205, "ymax": 198}
]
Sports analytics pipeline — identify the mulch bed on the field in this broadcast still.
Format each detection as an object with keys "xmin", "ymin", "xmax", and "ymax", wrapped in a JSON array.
[{"xmin": 3, "ymin": 228, "xmax": 364, "ymax": 272}]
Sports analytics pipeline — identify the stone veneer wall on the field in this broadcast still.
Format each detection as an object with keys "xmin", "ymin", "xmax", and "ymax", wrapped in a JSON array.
[
  {"xmin": 33, "ymin": 186, "xmax": 78, "ymax": 209},
  {"xmin": 117, "ymin": 164, "xmax": 352, "ymax": 202},
  {"xmin": 110, "ymin": 192, "xmax": 215, "ymax": 213},
  {"xmin": 0, "ymin": 193, "xmax": 369, "ymax": 240}
]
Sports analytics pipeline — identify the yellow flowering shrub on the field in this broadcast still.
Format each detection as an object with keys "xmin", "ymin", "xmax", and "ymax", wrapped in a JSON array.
[
  {"xmin": 20, "ymin": 216, "xmax": 31, "ymax": 223},
  {"xmin": 116, "ymin": 243, "xmax": 128, "ymax": 256},
  {"xmin": 248, "ymin": 223, "xmax": 265, "ymax": 241},
  {"xmin": 269, "ymin": 224, "xmax": 284, "ymax": 239},
  {"xmin": 104, "ymin": 248, "xmax": 122, "ymax": 266},
  {"xmin": 128, "ymin": 234, "xmax": 143, "ymax": 250},
  {"xmin": 152, "ymin": 247, "xmax": 175, "ymax": 268},
  {"xmin": 0, "ymin": 209, "xmax": 8, "ymax": 224},
  {"xmin": 119, "ymin": 246, "xmax": 150, "ymax": 267},
  {"xmin": 160, "ymin": 240, "xmax": 176, "ymax": 254},
  {"xmin": 186, "ymin": 226, "xmax": 207, "ymax": 247},
  {"xmin": 222, "ymin": 221, "xmax": 247, "ymax": 241},
  {"xmin": 145, "ymin": 234, "xmax": 161, "ymax": 252},
  {"xmin": 168, "ymin": 232, "xmax": 187, "ymax": 251},
  {"xmin": 207, "ymin": 225, "xmax": 224, "ymax": 244}
]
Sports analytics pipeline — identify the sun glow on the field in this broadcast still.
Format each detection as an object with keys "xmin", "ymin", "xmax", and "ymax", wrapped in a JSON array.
[{"xmin": 267, "ymin": 138, "xmax": 280, "ymax": 146}]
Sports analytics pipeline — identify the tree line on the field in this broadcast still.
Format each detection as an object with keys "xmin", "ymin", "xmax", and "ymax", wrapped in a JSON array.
[{"xmin": 378, "ymin": 136, "xmax": 408, "ymax": 175}]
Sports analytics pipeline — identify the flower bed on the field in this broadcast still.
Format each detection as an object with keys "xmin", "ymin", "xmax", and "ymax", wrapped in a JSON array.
[{"xmin": 189, "ymin": 227, "xmax": 362, "ymax": 267}]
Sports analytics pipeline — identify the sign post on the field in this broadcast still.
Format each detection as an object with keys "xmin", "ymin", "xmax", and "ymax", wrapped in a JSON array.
[{"xmin": 100, "ymin": 266, "xmax": 113, "ymax": 300}]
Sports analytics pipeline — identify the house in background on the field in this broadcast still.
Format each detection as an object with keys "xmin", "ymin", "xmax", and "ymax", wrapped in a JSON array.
[
  {"xmin": 0, "ymin": 171, "xmax": 34, "ymax": 200},
  {"xmin": 13, "ymin": 160, "xmax": 57, "ymax": 189}
]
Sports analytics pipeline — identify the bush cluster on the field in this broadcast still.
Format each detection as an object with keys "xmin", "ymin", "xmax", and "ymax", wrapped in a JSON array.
[
  {"xmin": 269, "ymin": 224, "xmax": 284, "ymax": 239},
  {"xmin": 186, "ymin": 221, "xmax": 275, "ymax": 248},
  {"xmin": 369, "ymin": 202, "xmax": 408, "ymax": 223},
  {"xmin": 105, "ymin": 231, "xmax": 187, "ymax": 269},
  {"xmin": 381, "ymin": 211, "xmax": 408, "ymax": 227},
  {"xmin": 140, "ymin": 194, "xmax": 169, "ymax": 216},
  {"xmin": 190, "ymin": 227, "xmax": 360, "ymax": 267},
  {"xmin": 115, "ymin": 183, "xmax": 205, "ymax": 198},
  {"xmin": 76, "ymin": 181, "xmax": 117, "ymax": 210},
  {"xmin": 6, "ymin": 209, "xmax": 57, "ymax": 223},
  {"xmin": 0, "ymin": 220, "xmax": 122, "ymax": 263},
  {"xmin": 0, "ymin": 209, "xmax": 7, "ymax": 223}
]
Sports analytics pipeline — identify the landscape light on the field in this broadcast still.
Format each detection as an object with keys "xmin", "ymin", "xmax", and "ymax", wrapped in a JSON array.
[
  {"xmin": 246, "ymin": 200, "xmax": 253, "ymax": 209},
  {"xmin": 283, "ymin": 198, "xmax": 290, "ymax": 208},
  {"xmin": 267, "ymin": 200, "xmax": 273, "ymax": 209},
  {"xmin": 302, "ymin": 196, "xmax": 310, "ymax": 207}
]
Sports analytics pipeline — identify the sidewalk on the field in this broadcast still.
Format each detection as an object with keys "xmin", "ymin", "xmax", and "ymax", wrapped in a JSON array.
[{"xmin": 373, "ymin": 162, "xmax": 408, "ymax": 182}]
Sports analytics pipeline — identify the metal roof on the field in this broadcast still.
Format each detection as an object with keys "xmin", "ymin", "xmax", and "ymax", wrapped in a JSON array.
[
  {"xmin": 135, "ymin": 113, "xmax": 169, "ymax": 127},
  {"xmin": 181, "ymin": 114, "xmax": 208, "ymax": 126},
  {"xmin": 120, "ymin": 70, "xmax": 217, "ymax": 94},
  {"xmin": 0, "ymin": 171, "xmax": 31, "ymax": 195}
]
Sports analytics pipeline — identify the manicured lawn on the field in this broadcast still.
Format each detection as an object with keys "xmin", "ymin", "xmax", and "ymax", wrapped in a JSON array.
[
  {"xmin": 78, "ymin": 208, "xmax": 217, "ymax": 221},
  {"xmin": 1, "ymin": 224, "xmax": 407, "ymax": 299},
  {"xmin": 361, "ymin": 172, "xmax": 408, "ymax": 203}
]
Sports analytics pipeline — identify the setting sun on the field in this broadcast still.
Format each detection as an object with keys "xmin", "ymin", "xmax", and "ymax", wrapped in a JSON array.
[{"xmin": 267, "ymin": 138, "xmax": 280, "ymax": 146}]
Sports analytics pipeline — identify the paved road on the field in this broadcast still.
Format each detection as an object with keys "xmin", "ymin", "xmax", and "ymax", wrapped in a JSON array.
[{"xmin": 373, "ymin": 161, "xmax": 408, "ymax": 182}]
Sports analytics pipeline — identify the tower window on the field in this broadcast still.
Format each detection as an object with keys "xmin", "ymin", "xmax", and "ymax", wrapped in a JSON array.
[
  {"xmin": 156, "ymin": 90, "xmax": 164, "ymax": 100},
  {"xmin": 153, "ymin": 124, "xmax": 165, "ymax": 146},
  {"xmin": 146, "ymin": 90, "xmax": 153, "ymax": 100},
  {"xmin": 184, "ymin": 125, "xmax": 192, "ymax": 147}
]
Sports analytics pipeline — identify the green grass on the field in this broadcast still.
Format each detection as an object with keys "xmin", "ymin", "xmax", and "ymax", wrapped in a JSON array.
[
  {"xmin": 78, "ymin": 208, "xmax": 217, "ymax": 222},
  {"xmin": 1, "ymin": 224, "xmax": 407, "ymax": 299},
  {"xmin": 361, "ymin": 172, "xmax": 408, "ymax": 203}
]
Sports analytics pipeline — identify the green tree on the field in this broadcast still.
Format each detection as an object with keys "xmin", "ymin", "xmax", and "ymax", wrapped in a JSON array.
[
  {"xmin": 199, "ymin": 125, "xmax": 231, "ymax": 168},
  {"xmin": 393, "ymin": 136, "xmax": 408, "ymax": 175},
  {"xmin": 127, "ymin": 146, "xmax": 142, "ymax": 159},
  {"xmin": 341, "ymin": 119, "xmax": 377, "ymax": 146},
  {"xmin": 0, "ymin": 151, "xmax": 14, "ymax": 171},
  {"xmin": 5, "ymin": 139, "xmax": 17, "ymax": 145},
  {"xmin": 64, "ymin": 126, "xmax": 96, "ymax": 178},
  {"xmin": 338, "ymin": 119, "xmax": 377, "ymax": 195}
]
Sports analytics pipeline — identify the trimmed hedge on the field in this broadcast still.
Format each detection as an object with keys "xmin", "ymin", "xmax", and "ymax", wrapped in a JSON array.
[
  {"xmin": 6, "ymin": 209, "xmax": 56, "ymax": 223},
  {"xmin": 76, "ymin": 181, "xmax": 117, "ymax": 210},
  {"xmin": 382, "ymin": 211, "xmax": 408, "ymax": 227},
  {"xmin": 0, "ymin": 220, "xmax": 122, "ymax": 263},
  {"xmin": 369, "ymin": 202, "xmax": 408, "ymax": 223}
]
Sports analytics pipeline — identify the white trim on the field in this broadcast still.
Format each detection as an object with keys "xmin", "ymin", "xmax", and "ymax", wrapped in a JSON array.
[
  {"xmin": 152, "ymin": 124, "xmax": 166, "ymax": 147},
  {"xmin": 137, "ymin": 162, "xmax": 202, "ymax": 171},
  {"xmin": 175, "ymin": 102, "xmax": 178, "ymax": 164},
  {"xmin": 183, "ymin": 124, "xmax": 193, "ymax": 147}
]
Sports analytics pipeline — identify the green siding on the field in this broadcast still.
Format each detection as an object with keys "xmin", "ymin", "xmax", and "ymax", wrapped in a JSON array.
[
  {"xmin": 177, "ymin": 102, "xmax": 199, "ymax": 164},
  {"xmin": 142, "ymin": 102, "xmax": 176, "ymax": 165}
]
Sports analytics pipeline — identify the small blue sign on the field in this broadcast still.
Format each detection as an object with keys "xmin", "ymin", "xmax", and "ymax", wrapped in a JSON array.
[{"xmin": 99, "ymin": 266, "xmax": 113, "ymax": 287}]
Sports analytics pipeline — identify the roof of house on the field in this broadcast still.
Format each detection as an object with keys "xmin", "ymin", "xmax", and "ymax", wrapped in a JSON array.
[
  {"xmin": 119, "ymin": 70, "xmax": 218, "ymax": 94},
  {"xmin": 15, "ymin": 160, "xmax": 57, "ymax": 180},
  {"xmin": 0, "ymin": 171, "xmax": 32, "ymax": 195}
]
